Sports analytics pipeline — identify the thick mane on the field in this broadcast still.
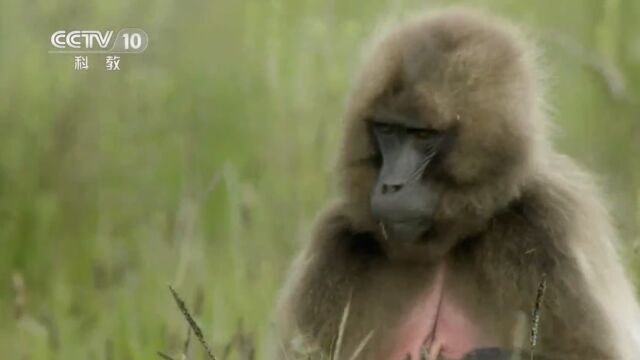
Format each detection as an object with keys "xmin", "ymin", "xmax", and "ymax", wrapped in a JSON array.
[{"xmin": 534, "ymin": 154, "xmax": 640, "ymax": 358}]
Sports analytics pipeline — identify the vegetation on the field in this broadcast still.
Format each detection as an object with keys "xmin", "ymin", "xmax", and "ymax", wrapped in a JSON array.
[{"xmin": 1, "ymin": 0, "xmax": 638, "ymax": 358}]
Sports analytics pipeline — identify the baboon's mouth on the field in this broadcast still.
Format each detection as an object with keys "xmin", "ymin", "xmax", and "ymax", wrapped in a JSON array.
[{"xmin": 379, "ymin": 219, "xmax": 432, "ymax": 243}]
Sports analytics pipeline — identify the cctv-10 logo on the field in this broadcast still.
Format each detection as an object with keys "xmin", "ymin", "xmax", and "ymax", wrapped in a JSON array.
[{"xmin": 50, "ymin": 28, "xmax": 148, "ymax": 53}]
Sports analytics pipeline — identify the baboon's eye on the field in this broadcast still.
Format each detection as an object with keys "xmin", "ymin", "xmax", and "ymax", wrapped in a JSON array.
[
  {"xmin": 407, "ymin": 128, "xmax": 438, "ymax": 139},
  {"xmin": 373, "ymin": 123, "xmax": 395, "ymax": 134}
]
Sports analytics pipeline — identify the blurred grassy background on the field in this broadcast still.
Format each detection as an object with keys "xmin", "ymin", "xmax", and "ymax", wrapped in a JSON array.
[{"xmin": 0, "ymin": 0, "xmax": 639, "ymax": 358}]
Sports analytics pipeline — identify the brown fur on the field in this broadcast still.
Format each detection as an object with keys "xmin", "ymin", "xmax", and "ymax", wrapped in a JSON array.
[{"xmin": 274, "ymin": 8, "xmax": 640, "ymax": 360}]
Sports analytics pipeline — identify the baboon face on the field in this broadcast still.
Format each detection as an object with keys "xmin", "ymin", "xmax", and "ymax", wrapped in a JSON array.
[{"xmin": 368, "ymin": 105, "xmax": 453, "ymax": 243}]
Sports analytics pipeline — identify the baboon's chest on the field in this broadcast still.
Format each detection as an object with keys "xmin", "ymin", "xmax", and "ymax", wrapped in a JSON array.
[{"xmin": 384, "ymin": 264, "xmax": 498, "ymax": 360}]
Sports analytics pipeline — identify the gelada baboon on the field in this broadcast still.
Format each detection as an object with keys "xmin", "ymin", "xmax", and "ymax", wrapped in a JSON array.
[{"xmin": 274, "ymin": 8, "xmax": 640, "ymax": 360}]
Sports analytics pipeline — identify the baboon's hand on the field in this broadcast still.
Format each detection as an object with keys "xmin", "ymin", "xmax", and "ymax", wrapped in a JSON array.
[
  {"xmin": 462, "ymin": 348, "xmax": 515, "ymax": 360},
  {"xmin": 462, "ymin": 347, "xmax": 551, "ymax": 360}
]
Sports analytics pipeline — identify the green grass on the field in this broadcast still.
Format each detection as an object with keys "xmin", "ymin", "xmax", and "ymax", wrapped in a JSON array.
[{"xmin": 1, "ymin": 0, "xmax": 639, "ymax": 358}]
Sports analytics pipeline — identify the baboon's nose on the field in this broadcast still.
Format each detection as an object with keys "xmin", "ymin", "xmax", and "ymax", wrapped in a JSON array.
[{"xmin": 382, "ymin": 183, "xmax": 404, "ymax": 194}]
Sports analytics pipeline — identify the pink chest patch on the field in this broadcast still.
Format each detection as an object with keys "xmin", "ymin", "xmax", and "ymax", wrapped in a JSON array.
[{"xmin": 386, "ymin": 265, "xmax": 490, "ymax": 360}]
